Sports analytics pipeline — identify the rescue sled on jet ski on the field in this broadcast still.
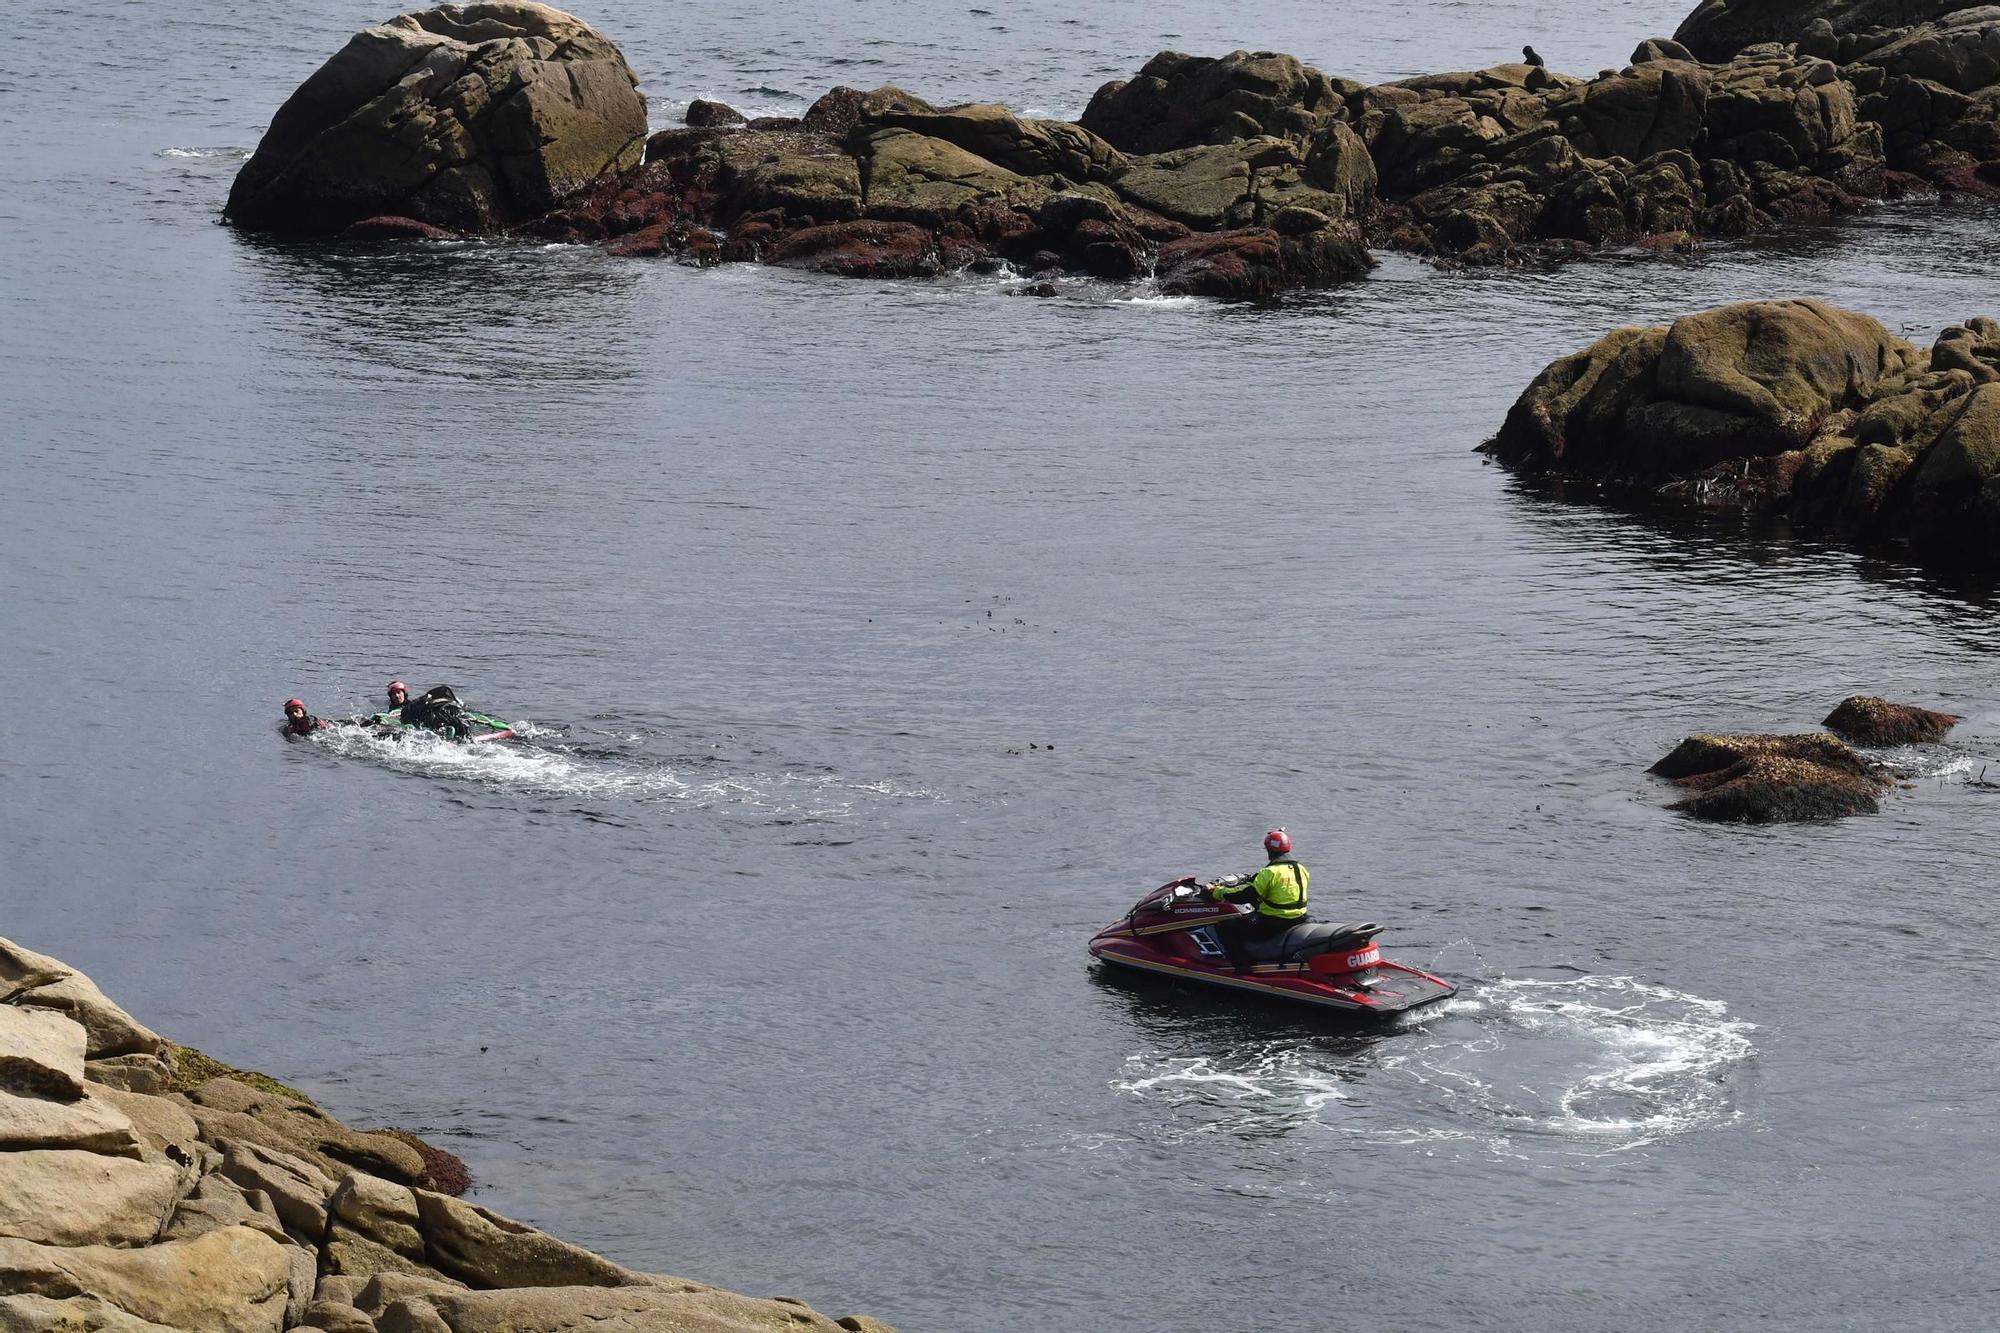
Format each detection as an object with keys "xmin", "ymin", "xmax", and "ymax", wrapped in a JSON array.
[
  {"xmin": 1088, "ymin": 878, "xmax": 1456, "ymax": 1016},
  {"xmin": 353, "ymin": 685, "xmax": 516, "ymax": 743}
]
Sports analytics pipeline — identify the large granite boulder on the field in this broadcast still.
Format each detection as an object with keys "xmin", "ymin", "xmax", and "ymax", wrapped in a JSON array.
[
  {"xmin": 858, "ymin": 128, "xmax": 1051, "ymax": 225},
  {"xmin": 1889, "ymin": 379, "xmax": 2000, "ymax": 555},
  {"xmin": 225, "ymin": 2, "xmax": 647, "ymax": 235},
  {"xmin": 1079, "ymin": 50, "xmax": 1352, "ymax": 154},
  {"xmin": 1111, "ymin": 137, "xmax": 1351, "ymax": 229},
  {"xmin": 0, "ymin": 1227, "xmax": 294, "ymax": 1333},
  {"xmin": 1485, "ymin": 299, "xmax": 1917, "ymax": 479},
  {"xmin": 1854, "ymin": 8, "xmax": 2000, "ymax": 92},
  {"xmin": 874, "ymin": 104, "xmax": 1128, "ymax": 182},
  {"xmin": 0, "ymin": 1150, "xmax": 185, "ymax": 1247},
  {"xmin": 0, "ymin": 1087, "xmax": 143, "ymax": 1158},
  {"xmin": 1487, "ymin": 302, "xmax": 2000, "ymax": 572},
  {"xmin": 1, "ymin": 942, "xmax": 163, "ymax": 1062},
  {"xmin": 1367, "ymin": 95, "xmax": 1514, "ymax": 196},
  {"xmin": 1674, "ymin": 0, "xmax": 1974, "ymax": 61},
  {"xmin": 1575, "ymin": 60, "xmax": 1713, "ymax": 160},
  {"xmin": 798, "ymin": 84, "xmax": 935, "ymax": 138},
  {"xmin": 0, "ymin": 1009, "xmax": 85, "ymax": 1101}
]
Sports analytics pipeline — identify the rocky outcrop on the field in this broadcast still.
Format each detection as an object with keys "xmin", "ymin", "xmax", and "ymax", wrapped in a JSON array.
[
  {"xmin": 684, "ymin": 99, "xmax": 745, "ymax": 129},
  {"xmin": 1483, "ymin": 300, "xmax": 2000, "ymax": 572},
  {"xmin": 231, "ymin": 1, "xmax": 2000, "ymax": 294},
  {"xmin": 1823, "ymin": 695, "xmax": 1960, "ymax": 744},
  {"xmin": 1079, "ymin": 50, "xmax": 1355, "ymax": 153},
  {"xmin": 1674, "ymin": 1, "xmax": 1972, "ymax": 62},
  {"xmin": 0, "ymin": 936, "xmax": 892, "ymax": 1333},
  {"xmin": 1648, "ymin": 731, "xmax": 1892, "ymax": 821},
  {"xmin": 224, "ymin": 2, "xmax": 647, "ymax": 235}
]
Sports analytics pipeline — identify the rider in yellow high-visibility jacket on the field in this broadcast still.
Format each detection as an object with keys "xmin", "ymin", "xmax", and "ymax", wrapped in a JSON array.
[{"xmin": 1210, "ymin": 829, "xmax": 1310, "ymax": 966}]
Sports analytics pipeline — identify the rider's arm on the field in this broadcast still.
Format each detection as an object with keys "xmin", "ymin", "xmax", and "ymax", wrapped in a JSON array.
[{"xmin": 1209, "ymin": 873, "xmax": 1258, "ymax": 904}]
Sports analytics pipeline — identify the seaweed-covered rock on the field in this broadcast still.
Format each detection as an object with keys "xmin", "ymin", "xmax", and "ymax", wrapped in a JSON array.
[
  {"xmin": 1154, "ymin": 221, "xmax": 1371, "ymax": 299},
  {"xmin": 765, "ymin": 220, "xmax": 940, "ymax": 277},
  {"xmin": 1823, "ymin": 695, "xmax": 1960, "ymax": 745},
  {"xmin": 225, "ymin": 3, "xmax": 648, "ymax": 235},
  {"xmin": 1648, "ymin": 732, "xmax": 1889, "ymax": 822}
]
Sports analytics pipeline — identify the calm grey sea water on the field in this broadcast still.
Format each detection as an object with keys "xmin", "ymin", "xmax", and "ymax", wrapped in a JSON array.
[{"xmin": 4, "ymin": 2, "xmax": 1999, "ymax": 1329}]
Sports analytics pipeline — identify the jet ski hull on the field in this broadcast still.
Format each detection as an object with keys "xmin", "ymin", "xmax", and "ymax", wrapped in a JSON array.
[{"xmin": 1089, "ymin": 879, "xmax": 1456, "ymax": 1017}]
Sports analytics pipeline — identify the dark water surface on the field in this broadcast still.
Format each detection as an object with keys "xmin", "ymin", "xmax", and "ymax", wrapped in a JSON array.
[{"xmin": 5, "ymin": 2, "xmax": 2000, "ymax": 1329}]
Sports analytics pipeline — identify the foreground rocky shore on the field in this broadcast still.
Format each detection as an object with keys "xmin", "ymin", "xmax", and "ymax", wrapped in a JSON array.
[
  {"xmin": 0, "ymin": 937, "xmax": 891, "ymax": 1333},
  {"xmin": 224, "ymin": 0, "xmax": 2000, "ymax": 297},
  {"xmin": 1483, "ymin": 298, "xmax": 2000, "ymax": 571}
]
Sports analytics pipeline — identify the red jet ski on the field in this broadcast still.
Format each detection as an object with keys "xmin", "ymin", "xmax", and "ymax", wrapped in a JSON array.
[{"xmin": 1089, "ymin": 878, "xmax": 1456, "ymax": 1016}]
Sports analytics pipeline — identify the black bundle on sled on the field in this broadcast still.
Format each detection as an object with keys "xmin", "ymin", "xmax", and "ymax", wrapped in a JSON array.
[{"xmin": 399, "ymin": 685, "xmax": 468, "ymax": 736}]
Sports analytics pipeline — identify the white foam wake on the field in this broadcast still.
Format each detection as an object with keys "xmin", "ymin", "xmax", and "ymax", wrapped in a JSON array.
[
  {"xmin": 1114, "ymin": 974, "xmax": 1756, "ymax": 1157},
  {"xmin": 308, "ymin": 725, "xmax": 937, "ymax": 817}
]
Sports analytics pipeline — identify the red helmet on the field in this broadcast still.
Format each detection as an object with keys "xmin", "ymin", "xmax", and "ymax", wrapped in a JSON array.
[
  {"xmin": 387, "ymin": 680, "xmax": 408, "ymax": 699},
  {"xmin": 1263, "ymin": 828, "xmax": 1292, "ymax": 857},
  {"xmin": 284, "ymin": 698, "xmax": 306, "ymax": 715}
]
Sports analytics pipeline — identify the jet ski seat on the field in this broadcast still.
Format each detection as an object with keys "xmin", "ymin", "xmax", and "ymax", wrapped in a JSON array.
[{"xmin": 1237, "ymin": 921, "xmax": 1382, "ymax": 965}]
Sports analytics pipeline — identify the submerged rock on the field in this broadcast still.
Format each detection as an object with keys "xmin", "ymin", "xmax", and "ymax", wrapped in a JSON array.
[
  {"xmin": 1648, "ymin": 732, "xmax": 1890, "ymax": 821},
  {"xmin": 1822, "ymin": 695, "xmax": 1959, "ymax": 745},
  {"xmin": 225, "ymin": 2, "xmax": 648, "ymax": 236},
  {"xmin": 0, "ymin": 933, "xmax": 895, "ymax": 1332}
]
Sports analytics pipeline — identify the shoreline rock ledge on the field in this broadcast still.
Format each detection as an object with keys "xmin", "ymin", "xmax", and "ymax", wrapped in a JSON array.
[
  {"xmin": 226, "ymin": 0, "xmax": 2000, "ymax": 296},
  {"xmin": 0, "ymin": 935, "xmax": 894, "ymax": 1333}
]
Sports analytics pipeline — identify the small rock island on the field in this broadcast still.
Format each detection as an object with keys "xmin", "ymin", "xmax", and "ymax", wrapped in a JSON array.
[
  {"xmin": 225, "ymin": 0, "xmax": 2000, "ymax": 297},
  {"xmin": 1483, "ymin": 299, "xmax": 2000, "ymax": 572}
]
